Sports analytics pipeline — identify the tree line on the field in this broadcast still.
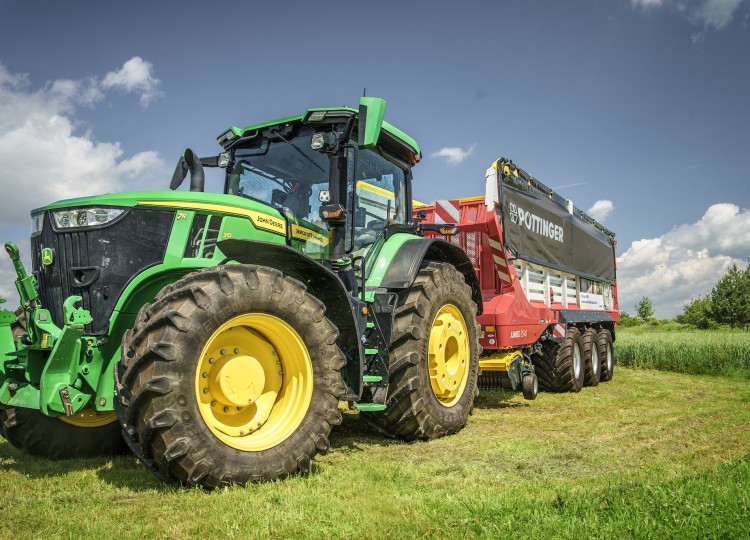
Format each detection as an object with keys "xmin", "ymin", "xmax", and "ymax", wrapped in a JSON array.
[{"xmin": 621, "ymin": 264, "xmax": 750, "ymax": 329}]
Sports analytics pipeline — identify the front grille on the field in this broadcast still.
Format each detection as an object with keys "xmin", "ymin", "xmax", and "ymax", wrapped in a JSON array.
[{"xmin": 31, "ymin": 208, "xmax": 175, "ymax": 335}]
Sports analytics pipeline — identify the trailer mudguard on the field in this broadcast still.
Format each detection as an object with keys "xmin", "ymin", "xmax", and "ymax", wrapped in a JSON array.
[
  {"xmin": 378, "ymin": 237, "xmax": 482, "ymax": 314},
  {"xmin": 217, "ymin": 238, "xmax": 364, "ymax": 398}
]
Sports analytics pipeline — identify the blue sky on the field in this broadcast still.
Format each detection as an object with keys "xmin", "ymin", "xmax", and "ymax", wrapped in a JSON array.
[{"xmin": 0, "ymin": 0, "xmax": 748, "ymax": 317}]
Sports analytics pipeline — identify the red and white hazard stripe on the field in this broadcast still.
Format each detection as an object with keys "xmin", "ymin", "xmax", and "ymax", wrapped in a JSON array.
[
  {"xmin": 552, "ymin": 323, "xmax": 566, "ymax": 339},
  {"xmin": 433, "ymin": 199, "xmax": 461, "ymax": 224},
  {"xmin": 487, "ymin": 237, "xmax": 511, "ymax": 284}
]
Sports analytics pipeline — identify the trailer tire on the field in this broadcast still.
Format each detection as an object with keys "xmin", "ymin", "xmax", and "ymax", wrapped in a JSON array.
[
  {"xmin": 534, "ymin": 328, "xmax": 585, "ymax": 393},
  {"xmin": 360, "ymin": 262, "xmax": 480, "ymax": 441},
  {"xmin": 522, "ymin": 373, "xmax": 538, "ymax": 400},
  {"xmin": 0, "ymin": 407, "xmax": 126, "ymax": 458},
  {"xmin": 598, "ymin": 329, "xmax": 615, "ymax": 382},
  {"xmin": 117, "ymin": 265, "xmax": 346, "ymax": 488},
  {"xmin": 582, "ymin": 328, "xmax": 601, "ymax": 387}
]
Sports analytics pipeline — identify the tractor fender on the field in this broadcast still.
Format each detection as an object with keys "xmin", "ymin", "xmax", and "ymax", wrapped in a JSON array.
[
  {"xmin": 377, "ymin": 237, "xmax": 482, "ymax": 315},
  {"xmin": 217, "ymin": 238, "xmax": 363, "ymax": 397}
]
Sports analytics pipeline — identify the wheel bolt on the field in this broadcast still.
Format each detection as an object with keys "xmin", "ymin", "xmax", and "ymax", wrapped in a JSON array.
[
  {"xmin": 203, "ymin": 388, "xmax": 208, "ymax": 394},
  {"xmin": 223, "ymin": 406, "xmax": 229, "ymax": 413},
  {"xmin": 234, "ymin": 348, "xmax": 239, "ymax": 354},
  {"xmin": 202, "ymin": 372, "xmax": 208, "ymax": 378},
  {"xmin": 220, "ymin": 349, "xmax": 226, "ymax": 355},
  {"xmin": 211, "ymin": 401, "xmax": 216, "ymax": 407},
  {"xmin": 240, "ymin": 430, "xmax": 245, "ymax": 435},
  {"xmin": 209, "ymin": 357, "xmax": 215, "ymax": 364}
]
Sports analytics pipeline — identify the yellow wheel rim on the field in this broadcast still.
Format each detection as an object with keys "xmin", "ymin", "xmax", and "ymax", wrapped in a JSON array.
[
  {"xmin": 195, "ymin": 313, "xmax": 313, "ymax": 452},
  {"xmin": 59, "ymin": 409, "xmax": 117, "ymax": 428},
  {"xmin": 428, "ymin": 304, "xmax": 470, "ymax": 407}
]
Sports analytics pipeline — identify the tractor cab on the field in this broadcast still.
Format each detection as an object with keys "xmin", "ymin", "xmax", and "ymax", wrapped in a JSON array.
[{"xmin": 176, "ymin": 98, "xmax": 421, "ymax": 266}]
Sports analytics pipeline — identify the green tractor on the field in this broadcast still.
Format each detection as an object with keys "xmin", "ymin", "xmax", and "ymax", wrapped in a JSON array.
[{"xmin": 0, "ymin": 98, "xmax": 481, "ymax": 487}]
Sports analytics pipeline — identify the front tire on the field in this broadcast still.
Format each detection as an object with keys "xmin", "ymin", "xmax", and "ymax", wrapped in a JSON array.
[
  {"xmin": 0, "ymin": 407, "xmax": 125, "ymax": 458},
  {"xmin": 0, "ymin": 308, "xmax": 126, "ymax": 457},
  {"xmin": 118, "ymin": 265, "xmax": 346, "ymax": 488},
  {"xmin": 360, "ymin": 262, "xmax": 480, "ymax": 441}
]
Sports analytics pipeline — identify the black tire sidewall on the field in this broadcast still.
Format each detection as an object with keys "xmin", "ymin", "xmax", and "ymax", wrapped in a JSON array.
[
  {"xmin": 414, "ymin": 282, "xmax": 480, "ymax": 431},
  {"xmin": 123, "ymin": 266, "xmax": 344, "ymax": 486}
]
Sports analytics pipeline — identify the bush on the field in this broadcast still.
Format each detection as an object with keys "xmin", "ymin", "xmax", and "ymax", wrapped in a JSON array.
[{"xmin": 619, "ymin": 311, "xmax": 639, "ymax": 327}]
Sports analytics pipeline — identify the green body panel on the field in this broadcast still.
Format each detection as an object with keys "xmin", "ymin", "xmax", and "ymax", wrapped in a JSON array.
[
  {"xmin": 33, "ymin": 190, "xmax": 287, "ymax": 216},
  {"xmin": 363, "ymin": 232, "xmax": 417, "ymax": 301},
  {"xmin": 359, "ymin": 97, "xmax": 387, "ymax": 149}
]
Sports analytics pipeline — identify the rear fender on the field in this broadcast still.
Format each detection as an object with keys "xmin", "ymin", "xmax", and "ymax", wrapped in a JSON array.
[{"xmin": 375, "ymin": 237, "xmax": 482, "ymax": 314}]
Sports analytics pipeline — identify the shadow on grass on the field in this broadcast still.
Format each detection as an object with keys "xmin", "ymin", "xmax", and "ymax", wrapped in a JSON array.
[
  {"xmin": 0, "ymin": 439, "xmax": 172, "ymax": 491},
  {"xmin": 328, "ymin": 411, "xmax": 407, "ymax": 454},
  {"xmin": 474, "ymin": 388, "xmax": 527, "ymax": 410}
]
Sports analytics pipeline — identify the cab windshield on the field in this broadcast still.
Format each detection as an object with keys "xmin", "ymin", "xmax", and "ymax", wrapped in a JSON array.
[{"xmin": 226, "ymin": 124, "xmax": 330, "ymax": 225}]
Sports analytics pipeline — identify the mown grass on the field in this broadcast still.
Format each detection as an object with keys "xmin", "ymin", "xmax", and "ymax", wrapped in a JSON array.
[
  {"xmin": 616, "ymin": 327, "xmax": 750, "ymax": 377},
  {"xmin": 1, "ymin": 368, "xmax": 749, "ymax": 539}
]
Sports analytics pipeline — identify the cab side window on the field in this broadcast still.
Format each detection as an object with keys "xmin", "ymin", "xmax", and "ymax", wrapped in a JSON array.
[{"xmin": 352, "ymin": 149, "xmax": 407, "ymax": 250}]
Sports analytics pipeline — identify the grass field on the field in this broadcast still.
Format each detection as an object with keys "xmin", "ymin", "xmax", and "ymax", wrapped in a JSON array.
[
  {"xmin": 616, "ymin": 327, "xmax": 750, "ymax": 378},
  {"xmin": 1, "ymin": 367, "xmax": 749, "ymax": 539}
]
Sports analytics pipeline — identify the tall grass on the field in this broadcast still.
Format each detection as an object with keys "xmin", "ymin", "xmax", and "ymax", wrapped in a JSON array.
[{"xmin": 616, "ymin": 329, "xmax": 750, "ymax": 377}]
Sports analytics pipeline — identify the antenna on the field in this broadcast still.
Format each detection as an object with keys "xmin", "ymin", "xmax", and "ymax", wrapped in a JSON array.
[{"xmin": 363, "ymin": 87, "xmax": 366, "ymax": 97}]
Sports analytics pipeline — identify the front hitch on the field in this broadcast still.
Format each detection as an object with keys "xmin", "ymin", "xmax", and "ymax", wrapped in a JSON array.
[{"xmin": 0, "ymin": 243, "xmax": 96, "ymax": 416}]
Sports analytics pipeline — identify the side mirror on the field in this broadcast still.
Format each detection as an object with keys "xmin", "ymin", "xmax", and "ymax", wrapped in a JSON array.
[{"xmin": 358, "ymin": 97, "xmax": 386, "ymax": 149}]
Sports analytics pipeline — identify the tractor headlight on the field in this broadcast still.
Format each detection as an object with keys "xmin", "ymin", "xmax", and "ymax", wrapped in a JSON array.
[
  {"xmin": 31, "ymin": 212, "xmax": 44, "ymax": 235},
  {"xmin": 52, "ymin": 208, "xmax": 126, "ymax": 230}
]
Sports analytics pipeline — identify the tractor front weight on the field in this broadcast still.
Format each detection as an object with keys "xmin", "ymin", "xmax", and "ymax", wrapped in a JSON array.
[{"xmin": 0, "ymin": 242, "xmax": 106, "ymax": 418}]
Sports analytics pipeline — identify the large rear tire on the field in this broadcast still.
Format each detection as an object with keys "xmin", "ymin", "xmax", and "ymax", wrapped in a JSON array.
[
  {"xmin": 598, "ymin": 329, "xmax": 615, "ymax": 382},
  {"xmin": 117, "ymin": 265, "xmax": 346, "ymax": 488},
  {"xmin": 360, "ymin": 262, "xmax": 480, "ymax": 441},
  {"xmin": 582, "ymin": 328, "xmax": 601, "ymax": 387},
  {"xmin": 0, "ymin": 407, "xmax": 125, "ymax": 458},
  {"xmin": 534, "ymin": 327, "xmax": 585, "ymax": 393}
]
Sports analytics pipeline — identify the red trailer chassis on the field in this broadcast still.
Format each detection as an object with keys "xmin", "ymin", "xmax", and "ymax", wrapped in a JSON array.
[{"xmin": 415, "ymin": 160, "xmax": 619, "ymax": 396}]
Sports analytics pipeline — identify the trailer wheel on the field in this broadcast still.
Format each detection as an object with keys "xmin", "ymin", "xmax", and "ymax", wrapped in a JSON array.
[
  {"xmin": 534, "ymin": 328, "xmax": 585, "ymax": 393},
  {"xmin": 522, "ymin": 373, "xmax": 538, "ymax": 400},
  {"xmin": 360, "ymin": 262, "xmax": 480, "ymax": 441},
  {"xmin": 582, "ymin": 328, "xmax": 601, "ymax": 387},
  {"xmin": 0, "ymin": 407, "xmax": 125, "ymax": 458},
  {"xmin": 598, "ymin": 329, "xmax": 615, "ymax": 382},
  {"xmin": 117, "ymin": 265, "xmax": 346, "ymax": 488}
]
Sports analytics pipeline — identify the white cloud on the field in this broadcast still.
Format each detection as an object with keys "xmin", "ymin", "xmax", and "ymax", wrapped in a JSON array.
[
  {"xmin": 587, "ymin": 199, "xmax": 614, "ymax": 222},
  {"xmin": 430, "ymin": 144, "xmax": 475, "ymax": 165},
  {"xmin": 616, "ymin": 203, "xmax": 750, "ymax": 318},
  {"xmin": 0, "ymin": 60, "xmax": 168, "ymax": 304},
  {"xmin": 102, "ymin": 56, "xmax": 163, "ymax": 107},
  {"xmin": 632, "ymin": 0, "xmax": 745, "ymax": 34}
]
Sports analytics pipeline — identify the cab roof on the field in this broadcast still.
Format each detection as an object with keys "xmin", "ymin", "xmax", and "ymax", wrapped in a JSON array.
[{"xmin": 217, "ymin": 106, "xmax": 421, "ymax": 159}]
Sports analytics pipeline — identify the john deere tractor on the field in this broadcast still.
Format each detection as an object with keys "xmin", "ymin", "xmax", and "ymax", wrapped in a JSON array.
[{"xmin": 0, "ymin": 98, "xmax": 481, "ymax": 487}]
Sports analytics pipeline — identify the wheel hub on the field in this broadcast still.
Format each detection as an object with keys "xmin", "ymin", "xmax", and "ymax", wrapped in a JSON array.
[
  {"xmin": 428, "ymin": 304, "xmax": 470, "ymax": 407},
  {"xmin": 195, "ymin": 314, "xmax": 312, "ymax": 450},
  {"xmin": 210, "ymin": 355, "xmax": 266, "ymax": 407}
]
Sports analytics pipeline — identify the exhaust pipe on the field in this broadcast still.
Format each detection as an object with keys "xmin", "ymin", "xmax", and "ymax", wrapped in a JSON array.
[{"xmin": 169, "ymin": 148, "xmax": 205, "ymax": 192}]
